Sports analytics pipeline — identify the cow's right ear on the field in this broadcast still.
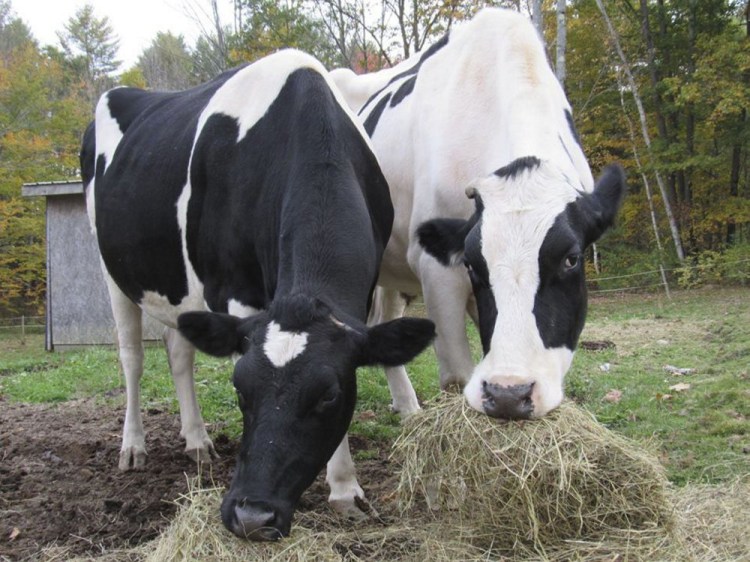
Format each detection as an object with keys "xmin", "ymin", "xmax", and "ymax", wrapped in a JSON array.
[
  {"xmin": 417, "ymin": 218, "xmax": 472, "ymax": 267},
  {"xmin": 178, "ymin": 312, "xmax": 248, "ymax": 357}
]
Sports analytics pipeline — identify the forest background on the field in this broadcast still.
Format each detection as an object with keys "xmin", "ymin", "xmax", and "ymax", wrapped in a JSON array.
[{"xmin": 0, "ymin": 0, "xmax": 748, "ymax": 316}]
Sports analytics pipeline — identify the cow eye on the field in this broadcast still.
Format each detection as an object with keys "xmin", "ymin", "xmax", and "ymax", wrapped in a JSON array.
[
  {"xmin": 564, "ymin": 254, "xmax": 581, "ymax": 270},
  {"xmin": 314, "ymin": 389, "xmax": 341, "ymax": 415}
]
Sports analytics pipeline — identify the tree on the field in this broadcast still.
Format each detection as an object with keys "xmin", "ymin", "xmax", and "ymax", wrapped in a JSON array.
[
  {"xmin": 231, "ymin": 0, "xmax": 337, "ymax": 65},
  {"xmin": 57, "ymin": 4, "xmax": 121, "ymax": 106},
  {"xmin": 0, "ymin": 4, "xmax": 89, "ymax": 314},
  {"xmin": 137, "ymin": 32, "xmax": 195, "ymax": 91}
]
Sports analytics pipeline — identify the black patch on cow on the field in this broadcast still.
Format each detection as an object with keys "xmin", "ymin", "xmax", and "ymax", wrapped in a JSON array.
[
  {"xmin": 564, "ymin": 109, "xmax": 581, "ymax": 147},
  {"xmin": 363, "ymin": 92, "xmax": 392, "ymax": 137},
  {"xmin": 462, "ymin": 220, "xmax": 497, "ymax": 355},
  {"xmin": 359, "ymin": 32, "xmax": 450, "ymax": 120},
  {"xmin": 390, "ymin": 75, "xmax": 417, "ymax": 108},
  {"xmin": 532, "ymin": 165, "xmax": 626, "ymax": 351},
  {"xmin": 532, "ymin": 204, "xmax": 587, "ymax": 351},
  {"xmin": 187, "ymin": 67, "xmax": 393, "ymax": 317},
  {"xmin": 90, "ymin": 68, "xmax": 246, "ymax": 306},
  {"xmin": 80, "ymin": 122, "xmax": 96, "ymax": 189},
  {"xmin": 494, "ymin": 156, "xmax": 542, "ymax": 180}
]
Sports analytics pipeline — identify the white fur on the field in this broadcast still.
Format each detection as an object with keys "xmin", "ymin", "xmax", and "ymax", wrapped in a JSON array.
[
  {"xmin": 263, "ymin": 321, "xmax": 308, "ymax": 368},
  {"xmin": 463, "ymin": 163, "xmax": 579, "ymax": 417},
  {"xmin": 94, "ymin": 91, "xmax": 124, "ymax": 175},
  {"xmin": 228, "ymin": 299, "xmax": 259, "ymax": 318},
  {"xmin": 332, "ymin": 8, "xmax": 595, "ymax": 416}
]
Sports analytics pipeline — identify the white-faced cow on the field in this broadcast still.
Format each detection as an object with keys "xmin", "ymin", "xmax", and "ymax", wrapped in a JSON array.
[
  {"xmin": 80, "ymin": 49, "xmax": 435, "ymax": 540},
  {"xmin": 331, "ymin": 8, "xmax": 625, "ymax": 419}
]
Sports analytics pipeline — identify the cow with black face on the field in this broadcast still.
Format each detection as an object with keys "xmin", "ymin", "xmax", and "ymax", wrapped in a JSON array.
[
  {"xmin": 330, "ymin": 8, "xmax": 626, "ymax": 420},
  {"xmin": 81, "ymin": 49, "xmax": 435, "ymax": 541}
]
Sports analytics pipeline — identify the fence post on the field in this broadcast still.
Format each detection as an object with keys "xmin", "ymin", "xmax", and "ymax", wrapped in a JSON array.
[{"xmin": 22, "ymin": 315, "xmax": 25, "ymax": 338}]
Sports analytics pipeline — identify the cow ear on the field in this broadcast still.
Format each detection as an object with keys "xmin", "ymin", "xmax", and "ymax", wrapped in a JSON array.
[
  {"xmin": 582, "ymin": 164, "xmax": 627, "ymax": 246},
  {"xmin": 417, "ymin": 218, "xmax": 472, "ymax": 267},
  {"xmin": 178, "ymin": 311, "xmax": 246, "ymax": 357},
  {"xmin": 356, "ymin": 317, "xmax": 435, "ymax": 367}
]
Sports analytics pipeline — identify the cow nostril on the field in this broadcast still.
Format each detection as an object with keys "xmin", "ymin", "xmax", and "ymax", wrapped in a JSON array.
[
  {"xmin": 232, "ymin": 502, "xmax": 282, "ymax": 541},
  {"xmin": 482, "ymin": 381, "xmax": 535, "ymax": 420}
]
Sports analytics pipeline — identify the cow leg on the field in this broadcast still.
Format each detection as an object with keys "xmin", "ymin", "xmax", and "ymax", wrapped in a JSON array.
[
  {"xmin": 420, "ymin": 262, "xmax": 475, "ymax": 389},
  {"xmin": 163, "ymin": 327, "xmax": 217, "ymax": 463},
  {"xmin": 104, "ymin": 275, "xmax": 147, "ymax": 471},
  {"xmin": 369, "ymin": 287, "xmax": 420, "ymax": 416},
  {"xmin": 326, "ymin": 434, "xmax": 367, "ymax": 520}
]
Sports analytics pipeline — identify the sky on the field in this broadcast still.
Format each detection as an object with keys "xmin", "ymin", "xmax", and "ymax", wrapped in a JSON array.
[{"xmin": 12, "ymin": 0, "xmax": 233, "ymax": 69}]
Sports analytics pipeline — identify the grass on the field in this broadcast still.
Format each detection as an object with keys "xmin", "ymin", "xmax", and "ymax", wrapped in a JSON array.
[{"xmin": 1, "ymin": 286, "xmax": 748, "ymax": 485}]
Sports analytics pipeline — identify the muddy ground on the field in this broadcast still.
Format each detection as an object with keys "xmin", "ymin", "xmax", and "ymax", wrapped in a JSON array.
[{"xmin": 0, "ymin": 395, "xmax": 396, "ymax": 561}]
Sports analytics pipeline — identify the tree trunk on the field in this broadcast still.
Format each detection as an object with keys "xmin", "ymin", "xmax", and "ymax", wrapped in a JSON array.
[
  {"xmin": 555, "ymin": 0, "xmax": 566, "ymax": 87},
  {"xmin": 532, "ymin": 0, "xmax": 544, "ymax": 41},
  {"xmin": 595, "ymin": 0, "xmax": 685, "ymax": 261}
]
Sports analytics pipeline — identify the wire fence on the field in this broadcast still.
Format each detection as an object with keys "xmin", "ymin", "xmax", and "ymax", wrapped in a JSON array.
[
  {"xmin": 0, "ymin": 259, "xmax": 748, "ymax": 332},
  {"xmin": 587, "ymin": 257, "xmax": 750, "ymax": 295},
  {"xmin": 0, "ymin": 316, "xmax": 45, "ymax": 337}
]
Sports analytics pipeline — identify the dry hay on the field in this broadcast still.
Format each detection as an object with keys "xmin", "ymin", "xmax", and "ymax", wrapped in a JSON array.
[
  {"xmin": 673, "ymin": 476, "xmax": 750, "ymax": 562},
  {"xmin": 393, "ymin": 394, "xmax": 678, "ymax": 560},
  {"xmin": 42, "ymin": 394, "xmax": 750, "ymax": 562}
]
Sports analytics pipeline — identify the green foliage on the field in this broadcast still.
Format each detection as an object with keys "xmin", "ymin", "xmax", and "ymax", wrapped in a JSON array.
[{"xmin": 676, "ymin": 243, "xmax": 750, "ymax": 288}]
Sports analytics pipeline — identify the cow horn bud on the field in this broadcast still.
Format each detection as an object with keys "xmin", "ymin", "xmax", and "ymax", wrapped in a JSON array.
[{"xmin": 465, "ymin": 186, "xmax": 478, "ymax": 199}]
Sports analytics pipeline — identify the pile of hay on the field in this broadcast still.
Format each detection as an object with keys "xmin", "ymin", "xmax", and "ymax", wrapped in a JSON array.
[
  {"xmin": 393, "ymin": 394, "xmax": 677, "ymax": 559},
  {"xmin": 58, "ymin": 394, "xmax": 749, "ymax": 561}
]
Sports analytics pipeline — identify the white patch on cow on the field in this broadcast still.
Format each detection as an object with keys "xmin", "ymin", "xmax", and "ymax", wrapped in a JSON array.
[
  {"xmin": 228, "ymin": 299, "xmax": 260, "ymax": 319},
  {"xmin": 263, "ymin": 321, "xmax": 308, "ymax": 368},
  {"xmin": 139, "ymin": 290, "xmax": 204, "ymax": 328},
  {"xmin": 85, "ymin": 178, "xmax": 97, "ymax": 234},
  {"xmin": 462, "ymin": 161, "xmax": 579, "ymax": 418},
  {"xmin": 94, "ymin": 90, "xmax": 125, "ymax": 175}
]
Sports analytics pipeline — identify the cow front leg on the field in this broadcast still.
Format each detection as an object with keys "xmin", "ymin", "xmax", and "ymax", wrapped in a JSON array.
[
  {"xmin": 163, "ymin": 327, "xmax": 217, "ymax": 464},
  {"xmin": 420, "ymin": 260, "xmax": 475, "ymax": 389},
  {"xmin": 105, "ymin": 274, "xmax": 146, "ymax": 471},
  {"xmin": 368, "ymin": 287, "xmax": 420, "ymax": 416},
  {"xmin": 326, "ymin": 434, "xmax": 367, "ymax": 521}
]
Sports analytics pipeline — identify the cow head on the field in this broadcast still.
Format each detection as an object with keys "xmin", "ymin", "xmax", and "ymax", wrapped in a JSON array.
[
  {"xmin": 178, "ymin": 295, "xmax": 434, "ymax": 540},
  {"xmin": 418, "ymin": 157, "xmax": 625, "ymax": 419}
]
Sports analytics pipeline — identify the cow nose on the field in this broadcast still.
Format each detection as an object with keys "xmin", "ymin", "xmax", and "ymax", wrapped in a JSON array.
[
  {"xmin": 232, "ymin": 501, "xmax": 282, "ymax": 541},
  {"xmin": 482, "ymin": 381, "xmax": 534, "ymax": 419}
]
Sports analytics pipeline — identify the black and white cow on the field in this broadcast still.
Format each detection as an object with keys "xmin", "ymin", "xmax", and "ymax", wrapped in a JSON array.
[
  {"xmin": 81, "ymin": 49, "xmax": 434, "ymax": 540},
  {"xmin": 331, "ymin": 8, "xmax": 625, "ymax": 419}
]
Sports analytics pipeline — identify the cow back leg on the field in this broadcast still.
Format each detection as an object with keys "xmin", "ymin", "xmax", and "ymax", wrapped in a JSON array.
[
  {"xmin": 163, "ymin": 327, "xmax": 217, "ymax": 463},
  {"xmin": 368, "ymin": 287, "xmax": 420, "ymax": 416},
  {"xmin": 419, "ymin": 259, "xmax": 475, "ymax": 389},
  {"xmin": 104, "ymin": 273, "xmax": 146, "ymax": 471},
  {"xmin": 326, "ymin": 434, "xmax": 367, "ymax": 520}
]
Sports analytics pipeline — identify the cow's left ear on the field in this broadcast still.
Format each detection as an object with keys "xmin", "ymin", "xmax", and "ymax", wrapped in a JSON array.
[
  {"xmin": 580, "ymin": 163, "xmax": 627, "ymax": 246},
  {"xmin": 178, "ymin": 311, "xmax": 262, "ymax": 357},
  {"xmin": 355, "ymin": 318, "xmax": 436, "ymax": 367},
  {"xmin": 417, "ymin": 218, "xmax": 475, "ymax": 267}
]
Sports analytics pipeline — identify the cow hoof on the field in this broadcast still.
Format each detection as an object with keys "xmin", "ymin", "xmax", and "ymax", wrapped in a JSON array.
[
  {"xmin": 186, "ymin": 441, "xmax": 218, "ymax": 464},
  {"xmin": 391, "ymin": 402, "xmax": 421, "ymax": 418},
  {"xmin": 329, "ymin": 498, "xmax": 370, "ymax": 522},
  {"xmin": 119, "ymin": 447, "xmax": 146, "ymax": 471}
]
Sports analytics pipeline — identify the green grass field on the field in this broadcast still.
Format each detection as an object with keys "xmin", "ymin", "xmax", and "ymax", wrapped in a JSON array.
[{"xmin": 1, "ymin": 287, "xmax": 747, "ymax": 485}]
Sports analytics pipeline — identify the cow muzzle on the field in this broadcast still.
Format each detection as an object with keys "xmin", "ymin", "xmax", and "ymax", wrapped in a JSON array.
[
  {"xmin": 481, "ymin": 380, "xmax": 534, "ymax": 419},
  {"xmin": 223, "ymin": 498, "xmax": 289, "ymax": 541}
]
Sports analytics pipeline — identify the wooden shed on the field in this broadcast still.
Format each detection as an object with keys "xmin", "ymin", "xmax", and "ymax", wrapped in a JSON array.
[{"xmin": 22, "ymin": 181, "xmax": 162, "ymax": 350}]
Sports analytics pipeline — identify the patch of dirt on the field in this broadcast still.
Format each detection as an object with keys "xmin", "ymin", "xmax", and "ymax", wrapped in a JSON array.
[{"xmin": 0, "ymin": 397, "xmax": 396, "ymax": 561}]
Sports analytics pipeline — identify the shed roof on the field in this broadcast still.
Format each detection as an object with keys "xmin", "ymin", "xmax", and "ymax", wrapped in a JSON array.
[{"xmin": 22, "ymin": 181, "xmax": 84, "ymax": 197}]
